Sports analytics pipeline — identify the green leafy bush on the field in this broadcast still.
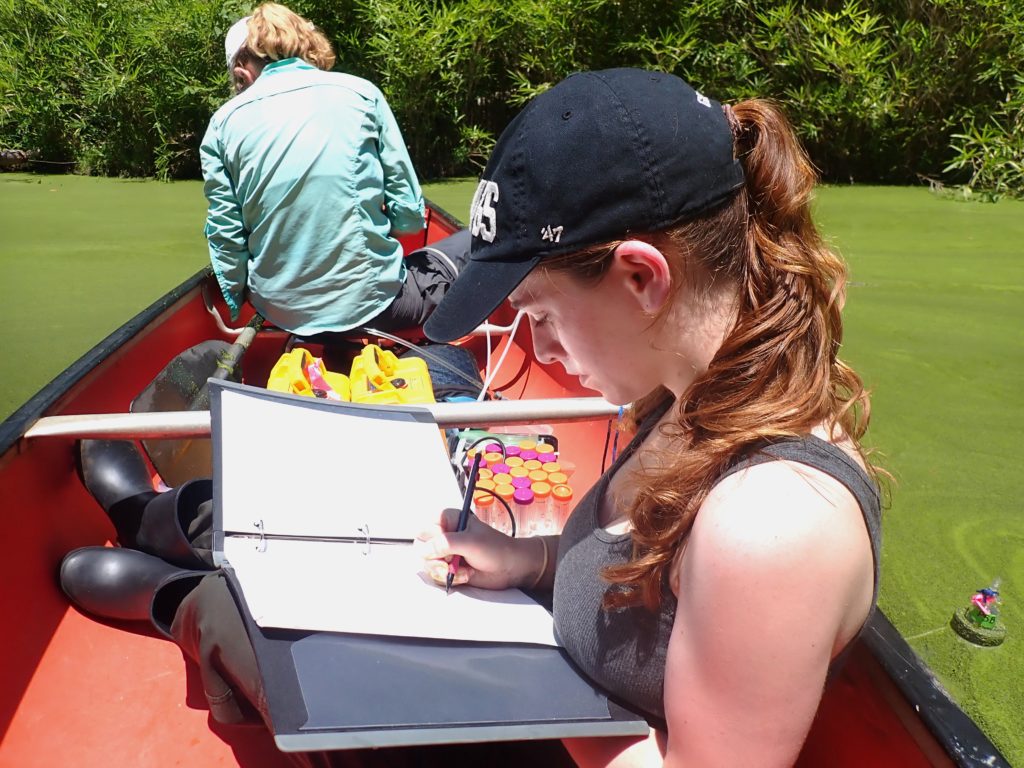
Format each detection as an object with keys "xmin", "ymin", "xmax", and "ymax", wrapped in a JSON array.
[{"xmin": 0, "ymin": 0, "xmax": 1021, "ymax": 197}]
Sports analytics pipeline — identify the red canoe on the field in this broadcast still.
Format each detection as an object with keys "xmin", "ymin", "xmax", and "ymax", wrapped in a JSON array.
[{"xmin": 0, "ymin": 203, "xmax": 1006, "ymax": 767}]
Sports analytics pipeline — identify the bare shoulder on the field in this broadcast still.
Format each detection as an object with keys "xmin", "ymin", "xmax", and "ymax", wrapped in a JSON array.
[
  {"xmin": 660, "ymin": 447, "xmax": 877, "ymax": 764},
  {"xmin": 696, "ymin": 452, "xmax": 867, "ymax": 559},
  {"xmin": 681, "ymin": 452, "xmax": 875, "ymax": 647}
]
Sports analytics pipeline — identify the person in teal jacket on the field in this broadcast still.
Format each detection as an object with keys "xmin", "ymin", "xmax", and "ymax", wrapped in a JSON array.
[{"xmin": 203, "ymin": 3, "xmax": 463, "ymax": 336}]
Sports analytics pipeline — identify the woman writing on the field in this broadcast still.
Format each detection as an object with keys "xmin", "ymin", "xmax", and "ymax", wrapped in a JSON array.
[{"xmin": 419, "ymin": 68, "xmax": 881, "ymax": 766}]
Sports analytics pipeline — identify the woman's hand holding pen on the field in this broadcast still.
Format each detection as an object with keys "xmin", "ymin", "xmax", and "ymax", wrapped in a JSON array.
[{"xmin": 416, "ymin": 509, "xmax": 543, "ymax": 591}]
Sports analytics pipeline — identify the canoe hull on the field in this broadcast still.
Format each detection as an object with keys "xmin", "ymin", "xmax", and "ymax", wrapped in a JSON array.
[{"xmin": 0, "ymin": 205, "xmax": 1005, "ymax": 767}]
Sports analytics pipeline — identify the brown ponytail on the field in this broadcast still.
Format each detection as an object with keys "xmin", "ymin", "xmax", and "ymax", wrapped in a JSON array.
[{"xmin": 548, "ymin": 99, "xmax": 876, "ymax": 611}]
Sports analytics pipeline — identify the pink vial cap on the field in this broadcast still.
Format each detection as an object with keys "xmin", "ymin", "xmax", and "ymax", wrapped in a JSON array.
[{"xmin": 512, "ymin": 487, "xmax": 535, "ymax": 504}]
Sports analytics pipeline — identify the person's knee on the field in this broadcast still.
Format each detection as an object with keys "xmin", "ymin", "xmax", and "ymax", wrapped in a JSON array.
[{"xmin": 172, "ymin": 571, "xmax": 266, "ymax": 724}]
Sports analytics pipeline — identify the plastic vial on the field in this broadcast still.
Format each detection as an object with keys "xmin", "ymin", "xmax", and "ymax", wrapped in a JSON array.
[
  {"xmin": 547, "ymin": 471, "xmax": 569, "ymax": 487},
  {"xmin": 473, "ymin": 489, "xmax": 495, "ymax": 527},
  {"xmin": 531, "ymin": 481, "xmax": 553, "ymax": 535},
  {"xmin": 523, "ymin": 459, "xmax": 543, "ymax": 472},
  {"xmin": 513, "ymin": 487, "xmax": 536, "ymax": 536},
  {"xmin": 493, "ymin": 484, "xmax": 516, "ymax": 536},
  {"xmin": 535, "ymin": 442, "xmax": 556, "ymax": 456},
  {"xmin": 551, "ymin": 484, "xmax": 574, "ymax": 532},
  {"xmin": 528, "ymin": 469, "xmax": 548, "ymax": 484},
  {"xmin": 492, "ymin": 472, "xmax": 514, "ymax": 487}
]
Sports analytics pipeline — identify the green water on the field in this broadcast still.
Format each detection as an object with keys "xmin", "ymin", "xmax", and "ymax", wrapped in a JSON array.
[
  {"xmin": 813, "ymin": 186, "xmax": 1024, "ymax": 758},
  {"xmin": 0, "ymin": 173, "xmax": 1021, "ymax": 762}
]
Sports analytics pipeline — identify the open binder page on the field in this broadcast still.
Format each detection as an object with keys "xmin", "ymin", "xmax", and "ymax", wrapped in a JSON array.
[
  {"xmin": 215, "ymin": 383, "xmax": 462, "ymax": 540},
  {"xmin": 223, "ymin": 537, "xmax": 561, "ymax": 647}
]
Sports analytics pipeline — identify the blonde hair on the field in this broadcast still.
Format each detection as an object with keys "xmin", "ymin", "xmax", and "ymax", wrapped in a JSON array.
[{"xmin": 241, "ymin": 3, "xmax": 335, "ymax": 71}]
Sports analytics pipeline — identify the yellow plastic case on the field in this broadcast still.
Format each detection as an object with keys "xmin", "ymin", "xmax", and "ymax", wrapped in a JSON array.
[
  {"xmin": 349, "ymin": 345, "xmax": 434, "ymax": 405},
  {"xmin": 267, "ymin": 349, "xmax": 351, "ymax": 401}
]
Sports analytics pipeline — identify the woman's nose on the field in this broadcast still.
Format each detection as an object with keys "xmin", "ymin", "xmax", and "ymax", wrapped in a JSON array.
[{"xmin": 531, "ymin": 328, "xmax": 559, "ymax": 366}]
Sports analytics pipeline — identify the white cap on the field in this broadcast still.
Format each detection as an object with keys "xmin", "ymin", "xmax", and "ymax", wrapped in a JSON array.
[{"xmin": 224, "ymin": 16, "xmax": 251, "ymax": 69}]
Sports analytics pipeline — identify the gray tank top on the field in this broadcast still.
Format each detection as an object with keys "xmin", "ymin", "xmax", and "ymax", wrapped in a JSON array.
[{"xmin": 552, "ymin": 408, "xmax": 882, "ymax": 723}]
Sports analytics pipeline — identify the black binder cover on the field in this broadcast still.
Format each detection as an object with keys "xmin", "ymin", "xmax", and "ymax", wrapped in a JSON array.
[{"xmin": 224, "ymin": 571, "xmax": 649, "ymax": 752}]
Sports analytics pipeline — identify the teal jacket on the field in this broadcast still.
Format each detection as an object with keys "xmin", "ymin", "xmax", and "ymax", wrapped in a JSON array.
[{"xmin": 201, "ymin": 58, "xmax": 425, "ymax": 335}]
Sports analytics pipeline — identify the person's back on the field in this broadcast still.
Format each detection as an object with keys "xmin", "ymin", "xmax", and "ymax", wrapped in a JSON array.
[{"xmin": 203, "ymin": 3, "xmax": 425, "ymax": 336}]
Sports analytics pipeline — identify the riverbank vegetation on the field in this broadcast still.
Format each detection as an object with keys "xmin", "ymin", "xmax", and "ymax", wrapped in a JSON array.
[{"xmin": 1, "ymin": 0, "xmax": 1021, "ymax": 196}]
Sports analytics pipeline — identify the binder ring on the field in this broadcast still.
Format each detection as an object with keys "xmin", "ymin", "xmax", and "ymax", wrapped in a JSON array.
[{"xmin": 254, "ymin": 519, "xmax": 267, "ymax": 552}]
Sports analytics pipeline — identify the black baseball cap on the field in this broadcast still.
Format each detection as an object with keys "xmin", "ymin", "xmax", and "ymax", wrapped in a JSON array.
[{"xmin": 423, "ymin": 68, "xmax": 745, "ymax": 343}]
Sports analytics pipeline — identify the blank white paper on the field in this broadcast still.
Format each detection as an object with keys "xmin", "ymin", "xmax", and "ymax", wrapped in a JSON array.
[
  {"xmin": 215, "ymin": 385, "xmax": 463, "ymax": 540},
  {"xmin": 223, "ymin": 536, "xmax": 560, "ymax": 647}
]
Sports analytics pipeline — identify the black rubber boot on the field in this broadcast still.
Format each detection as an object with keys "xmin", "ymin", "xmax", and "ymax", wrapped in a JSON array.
[
  {"xmin": 59, "ymin": 546, "xmax": 206, "ymax": 640},
  {"xmin": 136, "ymin": 478, "xmax": 213, "ymax": 569},
  {"xmin": 78, "ymin": 439, "xmax": 158, "ymax": 547}
]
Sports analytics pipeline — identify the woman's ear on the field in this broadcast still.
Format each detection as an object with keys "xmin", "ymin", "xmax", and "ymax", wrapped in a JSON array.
[
  {"xmin": 612, "ymin": 240, "xmax": 672, "ymax": 314},
  {"xmin": 232, "ymin": 60, "xmax": 263, "ymax": 93}
]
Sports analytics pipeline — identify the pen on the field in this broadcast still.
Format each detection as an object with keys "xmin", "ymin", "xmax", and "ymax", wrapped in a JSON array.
[{"xmin": 447, "ymin": 452, "xmax": 483, "ymax": 594}]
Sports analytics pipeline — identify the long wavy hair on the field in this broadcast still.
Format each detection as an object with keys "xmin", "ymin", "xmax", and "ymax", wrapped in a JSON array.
[
  {"xmin": 545, "ymin": 99, "xmax": 877, "ymax": 611},
  {"xmin": 237, "ymin": 3, "xmax": 335, "ymax": 71}
]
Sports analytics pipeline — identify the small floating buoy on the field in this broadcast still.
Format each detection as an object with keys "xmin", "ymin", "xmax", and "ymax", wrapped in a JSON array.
[{"xmin": 950, "ymin": 583, "xmax": 1006, "ymax": 647}]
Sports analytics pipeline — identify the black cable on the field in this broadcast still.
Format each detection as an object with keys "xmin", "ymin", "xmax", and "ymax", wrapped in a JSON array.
[
  {"xmin": 479, "ymin": 489, "xmax": 517, "ymax": 538},
  {"xmin": 465, "ymin": 434, "xmax": 506, "ymax": 461},
  {"xmin": 361, "ymin": 326, "xmax": 486, "ymax": 391},
  {"xmin": 600, "ymin": 417, "xmax": 613, "ymax": 474},
  {"xmin": 460, "ymin": 436, "xmax": 516, "ymax": 536}
]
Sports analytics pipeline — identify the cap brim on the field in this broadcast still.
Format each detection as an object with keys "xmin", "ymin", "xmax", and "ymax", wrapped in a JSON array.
[{"xmin": 424, "ymin": 255, "xmax": 541, "ymax": 342}]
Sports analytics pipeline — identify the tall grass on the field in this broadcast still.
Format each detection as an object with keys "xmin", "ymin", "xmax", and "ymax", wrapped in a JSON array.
[{"xmin": 1, "ymin": 0, "xmax": 1022, "ymax": 195}]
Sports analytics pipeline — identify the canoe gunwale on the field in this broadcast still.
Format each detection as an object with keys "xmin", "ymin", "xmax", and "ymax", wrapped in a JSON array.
[
  {"xmin": 864, "ymin": 611, "xmax": 1010, "ymax": 767},
  {"xmin": 0, "ymin": 266, "xmax": 211, "ymax": 457}
]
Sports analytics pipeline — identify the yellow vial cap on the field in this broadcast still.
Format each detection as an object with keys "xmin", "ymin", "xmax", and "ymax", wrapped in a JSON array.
[{"xmin": 552, "ymin": 484, "xmax": 574, "ymax": 501}]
